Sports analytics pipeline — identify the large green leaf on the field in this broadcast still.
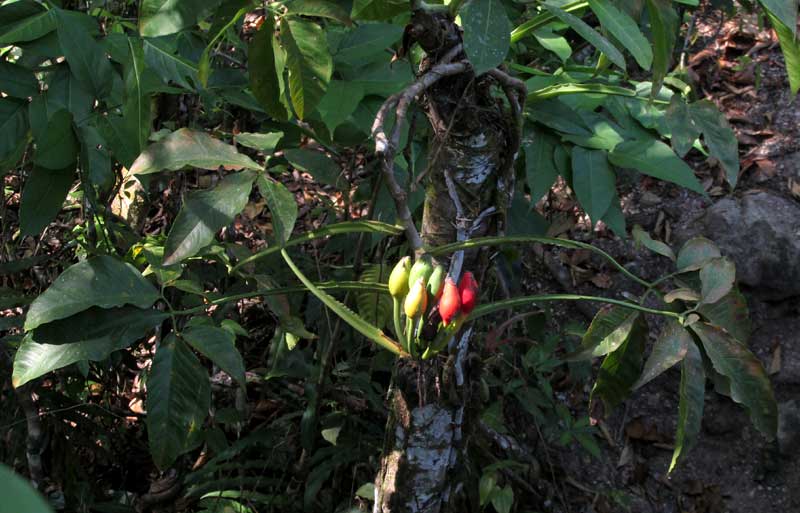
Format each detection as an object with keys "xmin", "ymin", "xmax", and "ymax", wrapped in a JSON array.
[
  {"xmin": 121, "ymin": 37, "xmax": 154, "ymax": 164},
  {"xmin": 284, "ymin": 148, "xmax": 342, "ymax": 188},
  {"xmin": 24, "ymin": 255, "xmax": 160, "ymax": 331},
  {"xmin": 281, "ymin": 18, "xmax": 332, "ymax": 119},
  {"xmin": 461, "ymin": 0, "xmax": 511, "ymax": 75},
  {"xmin": 0, "ymin": 61, "xmax": 39, "ymax": 98},
  {"xmin": 287, "ymin": 0, "xmax": 352, "ymax": 24},
  {"xmin": 588, "ymin": 0, "xmax": 652, "ymax": 69},
  {"xmin": 332, "ymin": 22, "xmax": 403, "ymax": 66},
  {"xmin": 316, "ymin": 80, "xmax": 364, "ymax": 134},
  {"xmin": 524, "ymin": 128, "xmax": 559, "ymax": 203},
  {"xmin": 544, "ymin": 4, "xmax": 626, "ymax": 70},
  {"xmin": 567, "ymin": 306, "xmax": 639, "ymax": 361},
  {"xmin": 760, "ymin": 0, "xmax": 798, "ymax": 37},
  {"xmin": 676, "ymin": 237, "xmax": 721, "ymax": 271},
  {"xmin": 608, "ymin": 139, "xmax": 705, "ymax": 194},
  {"xmin": 94, "ymin": 114, "xmax": 141, "ymax": 169},
  {"xmin": 590, "ymin": 314, "xmax": 647, "ymax": 414},
  {"xmin": 0, "ymin": 463, "xmax": 54, "ymax": 513},
  {"xmin": 699, "ymin": 257, "xmax": 735, "ymax": 305},
  {"xmin": 79, "ymin": 124, "xmax": 115, "ymax": 193},
  {"xmin": 766, "ymin": 10, "xmax": 800, "ymax": 95},
  {"xmin": 697, "ymin": 288, "xmax": 750, "ymax": 344},
  {"xmin": 147, "ymin": 336, "xmax": 211, "ymax": 470},
  {"xmin": 533, "ymin": 28, "xmax": 572, "ymax": 63},
  {"xmin": 350, "ymin": 0, "xmax": 407, "ymax": 21},
  {"xmin": 182, "ymin": 326, "xmax": 246, "ymax": 387},
  {"xmin": 53, "ymin": 9, "xmax": 115, "ymax": 99},
  {"xmin": 42, "ymin": 66, "xmax": 95, "ymax": 126},
  {"xmin": 249, "ymin": 16, "xmax": 287, "ymax": 120},
  {"xmin": 645, "ymin": 0, "xmax": 677, "ymax": 96},
  {"xmin": 235, "ymin": 132, "xmax": 283, "ymax": 153},
  {"xmin": 33, "ymin": 109, "xmax": 77, "ymax": 170},
  {"xmin": 13, "ymin": 307, "xmax": 168, "ymax": 387},
  {"xmin": 139, "ymin": 0, "xmax": 220, "ymax": 37},
  {"xmin": 257, "ymin": 175, "xmax": 297, "ymax": 245},
  {"xmin": 163, "ymin": 171, "xmax": 256, "ymax": 265},
  {"xmin": 0, "ymin": 1, "xmax": 55, "ymax": 45},
  {"xmin": 691, "ymin": 323, "xmax": 777, "ymax": 438},
  {"xmin": 142, "ymin": 36, "xmax": 199, "ymax": 90},
  {"xmin": 19, "ymin": 165, "xmax": 75, "ymax": 237},
  {"xmin": 0, "ymin": 98, "xmax": 28, "ymax": 162},
  {"xmin": 669, "ymin": 338, "xmax": 705, "ymax": 472},
  {"xmin": 665, "ymin": 95, "xmax": 698, "ymax": 157},
  {"xmin": 571, "ymin": 147, "xmax": 615, "ymax": 222},
  {"xmin": 130, "ymin": 128, "xmax": 261, "ymax": 175},
  {"xmin": 633, "ymin": 319, "xmax": 690, "ymax": 390},
  {"xmin": 690, "ymin": 101, "xmax": 739, "ymax": 187}
]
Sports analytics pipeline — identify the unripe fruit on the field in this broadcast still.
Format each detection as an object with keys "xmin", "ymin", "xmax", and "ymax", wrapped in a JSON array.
[
  {"xmin": 427, "ymin": 264, "xmax": 446, "ymax": 299},
  {"xmin": 404, "ymin": 278, "xmax": 428, "ymax": 318},
  {"xmin": 438, "ymin": 276, "xmax": 461, "ymax": 326},
  {"xmin": 388, "ymin": 256, "xmax": 411, "ymax": 298},
  {"xmin": 458, "ymin": 271, "xmax": 479, "ymax": 315},
  {"xmin": 408, "ymin": 254, "xmax": 434, "ymax": 290}
]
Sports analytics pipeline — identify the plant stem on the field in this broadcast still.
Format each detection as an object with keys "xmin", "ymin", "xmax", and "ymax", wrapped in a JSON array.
[{"xmin": 469, "ymin": 294, "xmax": 684, "ymax": 321}]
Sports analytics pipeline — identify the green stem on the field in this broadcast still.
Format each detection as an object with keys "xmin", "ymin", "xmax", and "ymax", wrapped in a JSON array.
[
  {"xmin": 468, "ymin": 294, "xmax": 684, "ymax": 321},
  {"xmin": 405, "ymin": 317, "xmax": 415, "ymax": 358},
  {"xmin": 392, "ymin": 297, "xmax": 403, "ymax": 341}
]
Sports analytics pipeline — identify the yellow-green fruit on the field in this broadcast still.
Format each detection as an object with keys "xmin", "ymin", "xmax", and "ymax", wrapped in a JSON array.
[
  {"xmin": 426, "ymin": 264, "xmax": 446, "ymax": 299},
  {"xmin": 404, "ymin": 278, "xmax": 428, "ymax": 318},
  {"xmin": 388, "ymin": 256, "xmax": 411, "ymax": 298},
  {"xmin": 408, "ymin": 254, "xmax": 434, "ymax": 290}
]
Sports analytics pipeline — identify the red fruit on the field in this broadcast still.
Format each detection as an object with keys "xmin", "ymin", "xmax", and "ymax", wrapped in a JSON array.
[
  {"xmin": 458, "ymin": 272, "xmax": 479, "ymax": 315},
  {"xmin": 438, "ymin": 277, "xmax": 461, "ymax": 326}
]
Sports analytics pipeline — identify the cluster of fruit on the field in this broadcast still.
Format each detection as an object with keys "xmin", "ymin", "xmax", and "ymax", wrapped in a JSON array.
[{"xmin": 387, "ymin": 255, "xmax": 479, "ymax": 358}]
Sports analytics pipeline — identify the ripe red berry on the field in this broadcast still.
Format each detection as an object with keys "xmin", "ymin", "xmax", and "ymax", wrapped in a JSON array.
[
  {"xmin": 438, "ymin": 277, "xmax": 461, "ymax": 326},
  {"xmin": 458, "ymin": 272, "xmax": 479, "ymax": 315}
]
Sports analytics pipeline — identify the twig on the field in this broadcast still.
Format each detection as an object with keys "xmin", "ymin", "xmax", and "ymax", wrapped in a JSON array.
[{"xmin": 15, "ymin": 384, "xmax": 46, "ymax": 489}]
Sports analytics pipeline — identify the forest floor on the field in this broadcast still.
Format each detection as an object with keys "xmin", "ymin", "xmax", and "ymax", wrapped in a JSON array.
[{"xmin": 529, "ymin": 9, "xmax": 800, "ymax": 513}]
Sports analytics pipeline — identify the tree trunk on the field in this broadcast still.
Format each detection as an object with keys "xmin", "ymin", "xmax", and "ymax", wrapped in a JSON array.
[{"xmin": 373, "ymin": 8, "xmax": 518, "ymax": 512}]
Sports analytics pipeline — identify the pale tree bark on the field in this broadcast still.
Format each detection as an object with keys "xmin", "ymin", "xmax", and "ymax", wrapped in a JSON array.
[{"xmin": 371, "ymin": 6, "xmax": 525, "ymax": 512}]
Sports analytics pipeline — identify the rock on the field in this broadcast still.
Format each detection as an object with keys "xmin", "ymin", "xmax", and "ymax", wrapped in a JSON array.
[
  {"xmin": 777, "ymin": 400, "xmax": 800, "ymax": 457},
  {"xmin": 702, "ymin": 192, "xmax": 800, "ymax": 300}
]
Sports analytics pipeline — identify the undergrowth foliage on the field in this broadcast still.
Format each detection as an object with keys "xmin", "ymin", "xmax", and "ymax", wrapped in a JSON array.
[{"xmin": 0, "ymin": 0, "xmax": 792, "ymax": 511}]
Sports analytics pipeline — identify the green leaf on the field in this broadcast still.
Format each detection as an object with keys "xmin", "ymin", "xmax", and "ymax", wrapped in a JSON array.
[
  {"xmin": 316, "ymin": 80, "xmax": 365, "ymax": 134},
  {"xmin": 527, "ymin": 99, "xmax": 590, "ymax": 135},
  {"xmin": 13, "ymin": 307, "xmax": 168, "ymax": 387},
  {"xmin": 41, "ymin": 66, "xmax": 94, "ymax": 127},
  {"xmin": 33, "ymin": 109, "xmax": 77, "ymax": 170},
  {"xmin": 669, "ymin": 337, "xmax": 705, "ymax": 472},
  {"xmin": 665, "ymin": 95, "xmax": 698, "ymax": 157},
  {"xmin": 147, "ymin": 336, "xmax": 211, "ymax": 470},
  {"xmin": 533, "ymin": 28, "xmax": 572, "ymax": 63},
  {"xmin": 572, "ymin": 147, "xmax": 615, "ymax": 222},
  {"xmin": 130, "ymin": 128, "xmax": 261, "ymax": 175},
  {"xmin": 461, "ymin": 0, "xmax": 511, "ymax": 75},
  {"xmin": 284, "ymin": 148, "xmax": 342, "ymax": 188},
  {"xmin": 249, "ymin": 16, "xmax": 287, "ymax": 120},
  {"xmin": 281, "ymin": 249, "xmax": 405, "ymax": 355},
  {"xmin": 633, "ymin": 319, "xmax": 690, "ymax": 390},
  {"xmin": 121, "ymin": 37, "xmax": 154, "ymax": 165},
  {"xmin": 53, "ymin": 9, "xmax": 115, "ymax": 99},
  {"xmin": 0, "ymin": 98, "xmax": 28, "ymax": 162},
  {"xmin": 332, "ymin": 22, "xmax": 403, "ymax": 66},
  {"xmin": 699, "ymin": 257, "xmax": 736, "ymax": 305},
  {"xmin": 356, "ymin": 265, "xmax": 392, "ymax": 330},
  {"xmin": 19, "ymin": 165, "xmax": 74, "ymax": 237},
  {"xmin": 183, "ymin": 326, "xmax": 246, "ymax": 387},
  {"xmin": 691, "ymin": 323, "xmax": 777, "ymax": 439},
  {"xmin": 287, "ymin": 0, "xmax": 352, "ymax": 24},
  {"xmin": 0, "ymin": 287, "xmax": 33, "ymax": 309},
  {"xmin": 143, "ymin": 36, "xmax": 199, "ymax": 90},
  {"xmin": 94, "ymin": 114, "xmax": 141, "ymax": 169},
  {"xmin": 350, "ymin": 0, "xmax": 408, "ymax": 21},
  {"xmin": 24, "ymin": 255, "xmax": 160, "ymax": 331},
  {"xmin": 632, "ymin": 224, "xmax": 675, "ymax": 260},
  {"xmin": 163, "ymin": 171, "xmax": 256, "ymax": 265},
  {"xmin": 139, "ymin": 0, "xmax": 220, "ymax": 37},
  {"xmin": 601, "ymin": 194, "xmax": 626, "ymax": 237},
  {"xmin": 235, "ymin": 131, "xmax": 283, "ymax": 153},
  {"xmin": 256, "ymin": 175, "xmax": 297, "ymax": 245},
  {"xmin": 568, "ymin": 306, "xmax": 639, "ymax": 360},
  {"xmin": 0, "ymin": 463, "xmax": 54, "ymax": 513},
  {"xmin": 766, "ymin": 9, "xmax": 800, "ymax": 94},
  {"xmin": 0, "ymin": 61, "xmax": 39, "ymax": 98},
  {"xmin": 588, "ymin": 0, "xmax": 652, "ymax": 69},
  {"xmin": 760, "ymin": 0, "xmax": 798, "ymax": 37},
  {"xmin": 490, "ymin": 486, "xmax": 514, "ymax": 513},
  {"xmin": 281, "ymin": 18, "xmax": 332, "ymax": 119},
  {"xmin": 0, "ymin": 1, "xmax": 54, "ymax": 45},
  {"xmin": 79, "ymin": 124, "xmax": 115, "ymax": 193},
  {"xmin": 524, "ymin": 128, "xmax": 559, "ymax": 203},
  {"xmin": 690, "ymin": 101, "xmax": 739, "ymax": 187},
  {"xmin": 676, "ymin": 237, "xmax": 721, "ymax": 271},
  {"xmin": 544, "ymin": 3, "xmax": 626, "ymax": 70},
  {"xmin": 608, "ymin": 139, "xmax": 705, "ymax": 194},
  {"xmin": 645, "ymin": 0, "xmax": 677, "ymax": 96},
  {"xmin": 479, "ymin": 473, "xmax": 497, "ymax": 506},
  {"xmin": 590, "ymin": 314, "xmax": 647, "ymax": 414},
  {"xmin": 696, "ymin": 288, "xmax": 750, "ymax": 344}
]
